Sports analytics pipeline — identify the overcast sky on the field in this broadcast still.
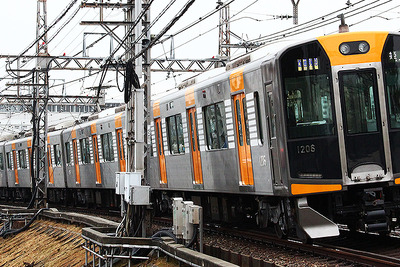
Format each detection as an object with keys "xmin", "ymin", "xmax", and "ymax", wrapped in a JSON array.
[{"xmin": 0, "ymin": 0, "xmax": 399, "ymax": 102}]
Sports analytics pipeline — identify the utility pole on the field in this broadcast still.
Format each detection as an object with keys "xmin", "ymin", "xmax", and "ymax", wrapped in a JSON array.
[
  {"xmin": 124, "ymin": 0, "xmax": 151, "ymax": 237},
  {"xmin": 218, "ymin": 3, "xmax": 230, "ymax": 60},
  {"xmin": 33, "ymin": 0, "xmax": 50, "ymax": 208},
  {"xmin": 291, "ymin": 0, "xmax": 300, "ymax": 25}
]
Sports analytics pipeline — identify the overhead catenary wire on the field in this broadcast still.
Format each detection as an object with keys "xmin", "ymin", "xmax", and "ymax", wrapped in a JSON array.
[
  {"xmin": 108, "ymin": 0, "xmax": 400, "ymax": 100},
  {"xmin": 2, "ymin": 0, "xmax": 82, "ymax": 86},
  {"xmin": 258, "ymin": 0, "xmax": 394, "ymax": 45},
  {"xmin": 130, "ymin": 0, "xmax": 196, "ymax": 62},
  {"xmin": 9, "ymin": 0, "xmax": 79, "ymax": 65},
  {"xmin": 349, "ymin": 2, "xmax": 400, "ymax": 27},
  {"xmin": 2, "ymin": 1, "xmax": 116, "ymax": 86},
  {"xmin": 249, "ymin": 0, "xmax": 383, "ymax": 44},
  {"xmin": 156, "ymin": 0, "xmax": 390, "ymax": 64},
  {"xmin": 115, "ymin": 0, "xmax": 178, "ymax": 95},
  {"xmin": 2, "ymin": 0, "xmax": 400, "ymax": 110},
  {"xmin": 96, "ymin": 0, "xmax": 155, "ymax": 100},
  {"xmin": 97, "ymin": 0, "xmax": 190, "ymax": 101},
  {"xmin": 59, "ymin": 2, "xmax": 122, "ymax": 57},
  {"xmin": 155, "ymin": 0, "xmax": 236, "ymax": 46}
]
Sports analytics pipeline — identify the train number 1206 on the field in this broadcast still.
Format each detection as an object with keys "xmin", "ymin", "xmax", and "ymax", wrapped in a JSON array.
[{"xmin": 297, "ymin": 144, "xmax": 316, "ymax": 154}]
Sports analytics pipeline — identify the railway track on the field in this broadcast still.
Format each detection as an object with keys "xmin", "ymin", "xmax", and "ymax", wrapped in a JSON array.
[
  {"xmin": 152, "ymin": 216, "xmax": 400, "ymax": 266},
  {"xmin": 4, "ymin": 202, "xmax": 400, "ymax": 266}
]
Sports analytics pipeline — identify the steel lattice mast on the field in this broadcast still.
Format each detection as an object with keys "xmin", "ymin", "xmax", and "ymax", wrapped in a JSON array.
[
  {"xmin": 218, "ymin": 4, "xmax": 230, "ymax": 60},
  {"xmin": 33, "ymin": 0, "xmax": 50, "ymax": 208},
  {"xmin": 291, "ymin": 0, "xmax": 300, "ymax": 25}
]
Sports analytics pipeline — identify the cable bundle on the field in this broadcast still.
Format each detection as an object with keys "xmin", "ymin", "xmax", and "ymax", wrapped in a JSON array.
[{"xmin": 124, "ymin": 60, "xmax": 140, "ymax": 103}]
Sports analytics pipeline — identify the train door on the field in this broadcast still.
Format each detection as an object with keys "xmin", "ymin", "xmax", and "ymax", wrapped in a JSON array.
[
  {"xmin": 116, "ymin": 129, "xmax": 126, "ymax": 172},
  {"xmin": 115, "ymin": 114, "xmax": 126, "ymax": 172},
  {"xmin": 338, "ymin": 69, "xmax": 386, "ymax": 182},
  {"xmin": 71, "ymin": 129, "xmax": 81, "ymax": 184},
  {"xmin": 27, "ymin": 138, "xmax": 32, "ymax": 181},
  {"xmin": 47, "ymin": 136, "xmax": 54, "ymax": 184},
  {"xmin": 11, "ymin": 143, "xmax": 18, "ymax": 185},
  {"xmin": 188, "ymin": 107, "xmax": 203, "ymax": 186},
  {"xmin": 233, "ymin": 93, "xmax": 254, "ymax": 186},
  {"xmin": 155, "ymin": 118, "xmax": 167, "ymax": 184},
  {"xmin": 91, "ymin": 123, "xmax": 101, "ymax": 184},
  {"xmin": 265, "ymin": 83, "xmax": 281, "ymax": 185}
]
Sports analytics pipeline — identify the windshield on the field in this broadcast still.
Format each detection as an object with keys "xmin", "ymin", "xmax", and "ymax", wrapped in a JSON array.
[
  {"xmin": 341, "ymin": 71, "xmax": 378, "ymax": 134},
  {"xmin": 281, "ymin": 42, "xmax": 335, "ymax": 139},
  {"xmin": 383, "ymin": 35, "xmax": 400, "ymax": 129}
]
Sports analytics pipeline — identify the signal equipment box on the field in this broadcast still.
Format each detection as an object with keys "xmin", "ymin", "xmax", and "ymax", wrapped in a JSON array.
[{"xmin": 115, "ymin": 172, "xmax": 150, "ymax": 205}]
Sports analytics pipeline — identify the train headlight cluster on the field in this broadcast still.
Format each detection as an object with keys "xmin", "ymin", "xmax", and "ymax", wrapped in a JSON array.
[{"xmin": 339, "ymin": 41, "xmax": 370, "ymax": 55}]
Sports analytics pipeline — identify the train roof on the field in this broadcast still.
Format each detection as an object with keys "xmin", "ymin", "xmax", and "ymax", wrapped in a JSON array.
[
  {"xmin": 0, "ymin": 134, "xmax": 17, "ymax": 143},
  {"xmin": 152, "ymin": 31, "xmax": 398, "ymax": 106},
  {"xmin": 152, "ymin": 38, "xmax": 302, "ymax": 104},
  {"xmin": 4, "ymin": 135, "xmax": 32, "ymax": 145}
]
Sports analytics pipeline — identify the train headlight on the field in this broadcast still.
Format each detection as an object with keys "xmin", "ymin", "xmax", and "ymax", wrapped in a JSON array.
[
  {"xmin": 358, "ymin": 41, "xmax": 370, "ymax": 53},
  {"xmin": 339, "ymin": 41, "xmax": 370, "ymax": 55},
  {"xmin": 339, "ymin": 43, "xmax": 351, "ymax": 55}
]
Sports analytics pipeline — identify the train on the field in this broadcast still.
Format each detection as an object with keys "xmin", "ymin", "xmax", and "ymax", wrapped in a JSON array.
[
  {"xmin": 0, "ymin": 107, "xmax": 127, "ymax": 208},
  {"xmin": 1, "ymin": 31, "xmax": 400, "ymax": 240}
]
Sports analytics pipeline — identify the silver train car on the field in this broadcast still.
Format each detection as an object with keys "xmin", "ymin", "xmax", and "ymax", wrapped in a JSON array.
[
  {"xmin": 0, "ymin": 108, "xmax": 126, "ymax": 207},
  {"xmin": 1, "ymin": 31, "xmax": 400, "ymax": 240},
  {"xmin": 149, "ymin": 31, "xmax": 400, "ymax": 239}
]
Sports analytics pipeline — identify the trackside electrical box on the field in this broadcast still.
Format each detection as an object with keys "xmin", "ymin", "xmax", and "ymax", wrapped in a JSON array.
[
  {"xmin": 124, "ymin": 172, "xmax": 141, "ymax": 203},
  {"xmin": 172, "ymin": 198, "xmax": 184, "ymax": 238},
  {"xmin": 115, "ymin": 172, "xmax": 126, "ymax": 195},
  {"xmin": 129, "ymin": 186, "xmax": 150, "ymax": 205},
  {"xmin": 183, "ymin": 202, "xmax": 201, "ymax": 241},
  {"xmin": 172, "ymin": 198, "xmax": 203, "ymax": 248},
  {"xmin": 115, "ymin": 172, "xmax": 150, "ymax": 205},
  {"xmin": 189, "ymin": 205, "xmax": 201, "ymax": 224}
]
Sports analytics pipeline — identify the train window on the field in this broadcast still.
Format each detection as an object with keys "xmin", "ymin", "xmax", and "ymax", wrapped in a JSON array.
[
  {"xmin": 189, "ymin": 113, "xmax": 196, "ymax": 152},
  {"xmin": 156, "ymin": 121, "xmax": 162, "ymax": 156},
  {"xmin": 267, "ymin": 92, "xmax": 277, "ymax": 139},
  {"xmin": 194, "ymin": 111, "xmax": 200, "ymax": 151},
  {"xmin": 204, "ymin": 102, "xmax": 228, "ymax": 150},
  {"xmin": 53, "ymin": 144, "xmax": 62, "ymax": 166},
  {"xmin": 65, "ymin": 142, "xmax": 71, "ymax": 165},
  {"xmin": 166, "ymin": 114, "xmax": 185, "ymax": 154},
  {"xmin": 383, "ymin": 35, "xmax": 400, "ymax": 129},
  {"xmin": 79, "ymin": 138, "xmax": 91, "ymax": 164},
  {"xmin": 254, "ymin": 92, "xmax": 264, "ymax": 145},
  {"xmin": 235, "ymin": 99, "xmax": 244, "ymax": 146},
  {"xmin": 6, "ymin": 152, "xmax": 11, "ymax": 170},
  {"xmin": 281, "ymin": 41, "xmax": 335, "ymax": 139},
  {"xmin": 101, "ymin": 132, "xmax": 114, "ymax": 162},
  {"xmin": 242, "ymin": 97, "xmax": 251, "ymax": 146},
  {"xmin": 116, "ymin": 130, "xmax": 125, "ymax": 160},
  {"xmin": 341, "ymin": 71, "xmax": 378, "ymax": 134},
  {"xmin": 18, "ymin": 150, "xmax": 27, "ymax": 169},
  {"xmin": 0, "ymin": 153, "xmax": 3, "ymax": 170}
]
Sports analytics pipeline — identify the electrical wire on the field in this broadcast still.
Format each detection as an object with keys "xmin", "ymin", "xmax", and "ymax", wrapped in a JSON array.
[
  {"xmin": 152, "ymin": 0, "xmax": 272, "ymax": 59},
  {"xmin": 155, "ymin": 0, "xmax": 236, "ymax": 46},
  {"xmin": 48, "ymin": 6, "xmax": 82, "ymax": 46},
  {"xmin": 2, "ymin": 0, "xmax": 81, "ymax": 88},
  {"xmin": 260, "ymin": 0, "xmax": 393, "ymax": 44},
  {"xmin": 130, "ymin": 0, "xmax": 196, "ymax": 62},
  {"xmin": 249, "ymin": 0, "xmax": 382, "ymax": 44},
  {"xmin": 349, "ymin": 3, "xmax": 400, "ymax": 27},
  {"xmin": 97, "ymin": 0, "xmax": 188, "ymax": 102},
  {"xmin": 2, "ymin": 0, "xmax": 400, "ymax": 119},
  {"xmin": 96, "ymin": 0, "xmax": 155, "ymax": 100},
  {"xmin": 1, "ymin": 208, "xmax": 48, "ymax": 238},
  {"xmin": 10, "ymin": 0, "xmax": 79, "ymax": 65}
]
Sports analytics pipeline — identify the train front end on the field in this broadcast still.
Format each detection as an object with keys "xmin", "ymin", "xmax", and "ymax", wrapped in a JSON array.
[{"xmin": 279, "ymin": 31, "xmax": 400, "ymax": 236}]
